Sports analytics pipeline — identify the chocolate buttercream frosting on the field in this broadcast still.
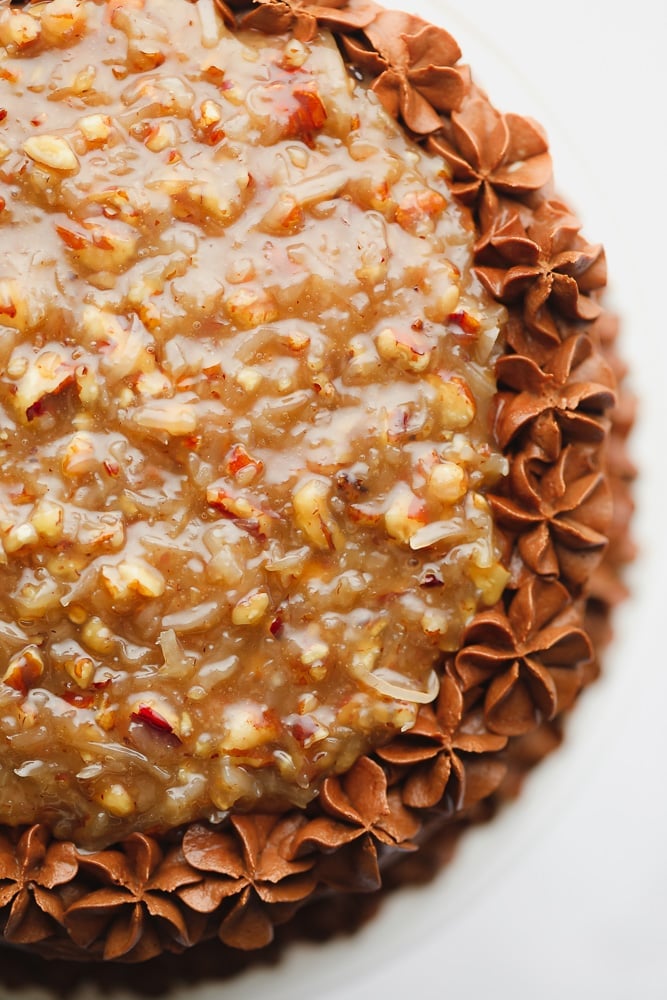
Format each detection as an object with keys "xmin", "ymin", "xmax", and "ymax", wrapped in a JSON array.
[
  {"xmin": 239, "ymin": 0, "xmax": 377, "ymax": 43},
  {"xmin": 454, "ymin": 578, "xmax": 592, "ymax": 736},
  {"xmin": 0, "ymin": 0, "xmax": 633, "ymax": 968},
  {"xmin": 340, "ymin": 7, "xmax": 469, "ymax": 133},
  {"xmin": 428, "ymin": 89, "xmax": 553, "ymax": 225}
]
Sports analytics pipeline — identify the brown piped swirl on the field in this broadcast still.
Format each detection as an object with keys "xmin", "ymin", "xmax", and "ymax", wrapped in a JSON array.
[{"xmin": 0, "ymin": 0, "xmax": 633, "ymax": 963}]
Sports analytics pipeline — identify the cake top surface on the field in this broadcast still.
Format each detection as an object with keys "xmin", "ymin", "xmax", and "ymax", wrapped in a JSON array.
[{"xmin": 0, "ymin": 0, "xmax": 510, "ymax": 849}]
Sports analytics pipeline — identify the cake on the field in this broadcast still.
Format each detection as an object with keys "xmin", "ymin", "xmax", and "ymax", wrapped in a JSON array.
[{"xmin": 0, "ymin": 0, "xmax": 633, "ymax": 971}]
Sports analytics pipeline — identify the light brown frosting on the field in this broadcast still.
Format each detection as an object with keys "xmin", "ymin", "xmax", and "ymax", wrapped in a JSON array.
[
  {"xmin": 494, "ymin": 332, "xmax": 616, "ymax": 462},
  {"xmin": 454, "ymin": 578, "xmax": 593, "ymax": 736},
  {"xmin": 475, "ymin": 199, "xmax": 608, "ymax": 342},
  {"xmin": 0, "ymin": 0, "xmax": 634, "ymax": 966},
  {"xmin": 63, "ymin": 834, "xmax": 199, "ymax": 962},
  {"xmin": 488, "ymin": 445, "xmax": 613, "ymax": 587},
  {"xmin": 238, "ymin": 0, "xmax": 378, "ymax": 43},
  {"xmin": 340, "ymin": 7, "xmax": 469, "ymax": 133},
  {"xmin": 0, "ymin": 825, "xmax": 78, "ymax": 948},
  {"xmin": 428, "ymin": 89, "xmax": 553, "ymax": 226}
]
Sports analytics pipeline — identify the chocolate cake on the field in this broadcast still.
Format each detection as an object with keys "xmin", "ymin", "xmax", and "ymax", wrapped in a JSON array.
[{"xmin": 0, "ymin": 0, "xmax": 633, "ymax": 967}]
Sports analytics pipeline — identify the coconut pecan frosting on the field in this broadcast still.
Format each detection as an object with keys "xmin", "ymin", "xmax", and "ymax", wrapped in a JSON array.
[{"xmin": 0, "ymin": 0, "xmax": 633, "ymax": 964}]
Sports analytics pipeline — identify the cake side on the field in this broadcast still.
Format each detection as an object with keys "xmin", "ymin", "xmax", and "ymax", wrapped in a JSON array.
[{"xmin": 0, "ymin": 0, "xmax": 633, "ymax": 965}]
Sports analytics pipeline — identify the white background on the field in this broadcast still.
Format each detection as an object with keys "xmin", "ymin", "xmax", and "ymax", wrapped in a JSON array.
[{"xmin": 14, "ymin": 1, "xmax": 667, "ymax": 998}]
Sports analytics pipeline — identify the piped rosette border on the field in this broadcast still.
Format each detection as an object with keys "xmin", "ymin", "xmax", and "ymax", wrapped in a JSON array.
[{"xmin": 0, "ymin": 0, "xmax": 634, "ymax": 964}]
